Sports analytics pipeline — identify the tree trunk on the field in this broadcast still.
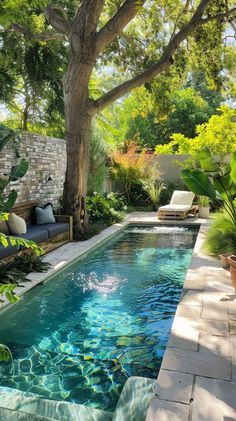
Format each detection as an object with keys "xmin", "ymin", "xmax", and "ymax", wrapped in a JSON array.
[{"xmin": 62, "ymin": 56, "xmax": 94, "ymax": 237}]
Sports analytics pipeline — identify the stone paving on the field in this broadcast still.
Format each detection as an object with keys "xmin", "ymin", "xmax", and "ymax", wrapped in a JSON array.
[{"xmin": 1, "ymin": 212, "xmax": 236, "ymax": 420}]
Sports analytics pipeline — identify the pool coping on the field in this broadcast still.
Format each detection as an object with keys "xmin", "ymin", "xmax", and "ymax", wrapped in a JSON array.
[{"xmin": 1, "ymin": 213, "xmax": 235, "ymax": 421}]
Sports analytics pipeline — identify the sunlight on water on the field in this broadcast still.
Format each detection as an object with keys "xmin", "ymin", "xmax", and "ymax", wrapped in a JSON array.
[{"xmin": 0, "ymin": 224, "xmax": 198, "ymax": 411}]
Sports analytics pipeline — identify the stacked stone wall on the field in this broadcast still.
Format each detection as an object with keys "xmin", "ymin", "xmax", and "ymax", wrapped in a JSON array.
[{"xmin": 0, "ymin": 132, "xmax": 66, "ymax": 207}]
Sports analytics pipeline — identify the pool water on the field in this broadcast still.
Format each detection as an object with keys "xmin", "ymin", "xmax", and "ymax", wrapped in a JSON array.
[{"xmin": 0, "ymin": 225, "xmax": 198, "ymax": 411}]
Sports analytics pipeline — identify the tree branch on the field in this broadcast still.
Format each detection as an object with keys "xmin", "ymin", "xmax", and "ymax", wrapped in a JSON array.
[
  {"xmin": 92, "ymin": 0, "xmax": 211, "ymax": 112},
  {"xmin": 44, "ymin": 5, "xmax": 70, "ymax": 35},
  {"xmin": 73, "ymin": 0, "xmax": 105, "ymax": 35},
  {"xmin": 201, "ymin": 7, "xmax": 236, "ymax": 24},
  {"xmin": 8, "ymin": 24, "xmax": 66, "ymax": 41},
  {"xmin": 96, "ymin": 0, "xmax": 146, "ymax": 53}
]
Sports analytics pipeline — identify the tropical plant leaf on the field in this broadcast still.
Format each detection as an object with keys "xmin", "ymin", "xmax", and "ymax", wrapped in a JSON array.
[
  {"xmin": 9, "ymin": 159, "xmax": 29, "ymax": 181},
  {"xmin": 181, "ymin": 169, "xmax": 216, "ymax": 200},
  {"xmin": 198, "ymin": 147, "xmax": 218, "ymax": 173},
  {"xmin": 3, "ymin": 190, "xmax": 17, "ymax": 212},
  {"xmin": 230, "ymin": 151, "xmax": 236, "ymax": 184},
  {"xmin": 0, "ymin": 125, "xmax": 17, "ymax": 152}
]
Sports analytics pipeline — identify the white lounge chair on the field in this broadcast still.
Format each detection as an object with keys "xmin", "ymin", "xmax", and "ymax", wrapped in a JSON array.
[{"xmin": 157, "ymin": 190, "xmax": 197, "ymax": 220}]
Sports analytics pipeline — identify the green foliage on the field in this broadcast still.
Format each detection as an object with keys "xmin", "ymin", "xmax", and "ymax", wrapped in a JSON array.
[
  {"xmin": 11, "ymin": 254, "xmax": 51, "ymax": 274},
  {"xmin": 198, "ymin": 196, "xmax": 210, "ymax": 207},
  {"xmin": 111, "ymin": 141, "xmax": 153, "ymax": 203},
  {"xmin": 181, "ymin": 147, "xmax": 236, "ymax": 229},
  {"xmin": 86, "ymin": 192, "xmax": 127, "ymax": 225},
  {"xmin": 0, "ymin": 343, "xmax": 13, "ymax": 362},
  {"xmin": 0, "ymin": 283, "xmax": 19, "ymax": 303},
  {"xmin": 155, "ymin": 106, "xmax": 236, "ymax": 158},
  {"xmin": 142, "ymin": 179, "xmax": 165, "ymax": 205},
  {"xmin": 87, "ymin": 132, "xmax": 109, "ymax": 195},
  {"xmin": 203, "ymin": 209, "xmax": 236, "ymax": 256}
]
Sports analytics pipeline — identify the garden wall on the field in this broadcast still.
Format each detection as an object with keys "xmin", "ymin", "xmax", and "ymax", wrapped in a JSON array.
[
  {"xmin": 0, "ymin": 131, "xmax": 190, "ymax": 207},
  {"xmin": 154, "ymin": 154, "xmax": 190, "ymax": 183},
  {"xmin": 0, "ymin": 131, "xmax": 66, "ymax": 207}
]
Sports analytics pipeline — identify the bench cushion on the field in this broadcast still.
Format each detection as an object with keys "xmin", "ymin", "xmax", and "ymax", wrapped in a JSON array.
[
  {"xmin": 38, "ymin": 223, "xmax": 69, "ymax": 238},
  {"xmin": 15, "ymin": 226, "xmax": 49, "ymax": 245},
  {"xmin": 0, "ymin": 243, "xmax": 18, "ymax": 259}
]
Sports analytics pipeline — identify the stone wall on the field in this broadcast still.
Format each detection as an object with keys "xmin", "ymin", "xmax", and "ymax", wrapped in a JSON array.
[{"xmin": 0, "ymin": 132, "xmax": 66, "ymax": 208}]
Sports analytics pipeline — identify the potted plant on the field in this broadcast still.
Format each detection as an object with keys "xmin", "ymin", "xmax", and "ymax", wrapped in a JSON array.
[
  {"xmin": 142, "ymin": 179, "xmax": 165, "ymax": 211},
  {"xmin": 228, "ymin": 255, "xmax": 236, "ymax": 290},
  {"xmin": 219, "ymin": 252, "xmax": 232, "ymax": 269},
  {"xmin": 198, "ymin": 195, "xmax": 210, "ymax": 218}
]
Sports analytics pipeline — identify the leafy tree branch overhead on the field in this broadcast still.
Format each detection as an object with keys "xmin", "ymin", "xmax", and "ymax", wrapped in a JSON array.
[{"xmin": 1, "ymin": 0, "xmax": 236, "ymax": 236}]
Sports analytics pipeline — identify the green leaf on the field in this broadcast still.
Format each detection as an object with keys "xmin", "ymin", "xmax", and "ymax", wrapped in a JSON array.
[
  {"xmin": 230, "ymin": 152, "xmax": 236, "ymax": 184},
  {"xmin": 0, "ymin": 233, "xmax": 9, "ymax": 248},
  {"xmin": 181, "ymin": 169, "xmax": 216, "ymax": 199},
  {"xmin": 198, "ymin": 147, "xmax": 218, "ymax": 172},
  {"xmin": 0, "ymin": 177, "xmax": 9, "ymax": 192},
  {"xmin": 9, "ymin": 159, "xmax": 29, "ymax": 181},
  {"xmin": 0, "ymin": 125, "xmax": 17, "ymax": 152},
  {"xmin": 0, "ymin": 344, "xmax": 11, "ymax": 362},
  {"xmin": 3, "ymin": 190, "xmax": 17, "ymax": 212}
]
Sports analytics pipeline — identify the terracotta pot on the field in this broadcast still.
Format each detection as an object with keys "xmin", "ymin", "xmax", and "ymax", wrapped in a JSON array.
[
  {"xmin": 229, "ymin": 255, "xmax": 236, "ymax": 268},
  {"xmin": 219, "ymin": 253, "xmax": 232, "ymax": 269},
  {"xmin": 228, "ymin": 255, "xmax": 236, "ymax": 290}
]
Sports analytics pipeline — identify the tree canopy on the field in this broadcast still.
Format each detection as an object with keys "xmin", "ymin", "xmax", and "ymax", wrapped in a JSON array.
[{"xmin": 0, "ymin": 0, "xmax": 236, "ymax": 235}]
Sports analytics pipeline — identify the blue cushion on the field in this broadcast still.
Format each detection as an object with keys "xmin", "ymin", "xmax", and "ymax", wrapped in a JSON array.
[
  {"xmin": 0, "ymin": 243, "xmax": 18, "ymax": 259},
  {"xmin": 15, "ymin": 226, "xmax": 49, "ymax": 247},
  {"xmin": 38, "ymin": 223, "xmax": 69, "ymax": 238},
  {"xmin": 35, "ymin": 204, "xmax": 55, "ymax": 225}
]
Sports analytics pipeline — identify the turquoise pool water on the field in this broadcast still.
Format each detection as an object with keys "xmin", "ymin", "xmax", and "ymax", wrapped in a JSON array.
[{"xmin": 0, "ymin": 224, "xmax": 198, "ymax": 411}]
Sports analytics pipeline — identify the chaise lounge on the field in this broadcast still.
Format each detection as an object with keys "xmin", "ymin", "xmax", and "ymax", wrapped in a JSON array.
[{"xmin": 157, "ymin": 190, "xmax": 197, "ymax": 220}]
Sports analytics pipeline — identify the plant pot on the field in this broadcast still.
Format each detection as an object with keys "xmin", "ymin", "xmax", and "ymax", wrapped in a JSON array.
[
  {"xmin": 229, "ymin": 255, "xmax": 236, "ymax": 268},
  {"xmin": 198, "ymin": 206, "xmax": 210, "ymax": 218},
  {"xmin": 228, "ymin": 255, "xmax": 236, "ymax": 290},
  {"xmin": 219, "ymin": 253, "xmax": 232, "ymax": 269}
]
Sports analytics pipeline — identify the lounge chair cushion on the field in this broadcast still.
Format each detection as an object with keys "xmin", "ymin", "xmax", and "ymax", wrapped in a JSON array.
[
  {"xmin": 38, "ymin": 223, "xmax": 69, "ymax": 238},
  {"xmin": 170, "ymin": 191, "xmax": 194, "ymax": 206},
  {"xmin": 158, "ymin": 204, "xmax": 191, "ymax": 212}
]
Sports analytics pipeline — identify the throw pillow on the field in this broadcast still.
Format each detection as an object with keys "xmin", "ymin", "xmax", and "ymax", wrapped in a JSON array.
[
  {"xmin": 35, "ymin": 203, "xmax": 56, "ymax": 225},
  {"xmin": 7, "ymin": 213, "xmax": 27, "ymax": 235},
  {"xmin": 0, "ymin": 220, "xmax": 10, "ymax": 235}
]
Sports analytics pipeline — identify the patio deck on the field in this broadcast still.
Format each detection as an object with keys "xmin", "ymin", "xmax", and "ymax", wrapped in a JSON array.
[{"xmin": 0, "ymin": 212, "xmax": 235, "ymax": 420}]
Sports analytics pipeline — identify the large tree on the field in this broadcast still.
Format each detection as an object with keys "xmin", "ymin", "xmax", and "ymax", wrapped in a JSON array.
[{"xmin": 1, "ymin": 0, "xmax": 236, "ymax": 235}]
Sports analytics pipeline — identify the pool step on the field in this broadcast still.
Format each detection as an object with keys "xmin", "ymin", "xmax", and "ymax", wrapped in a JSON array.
[
  {"xmin": 0, "ymin": 406, "xmax": 56, "ymax": 421},
  {"xmin": 0, "ymin": 386, "xmax": 113, "ymax": 421},
  {"xmin": 112, "ymin": 376, "xmax": 156, "ymax": 421}
]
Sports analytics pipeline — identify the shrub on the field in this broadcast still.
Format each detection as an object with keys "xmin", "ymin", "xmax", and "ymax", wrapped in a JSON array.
[
  {"xmin": 155, "ymin": 106, "xmax": 236, "ymax": 163},
  {"xmin": 86, "ymin": 192, "xmax": 127, "ymax": 225},
  {"xmin": 111, "ymin": 140, "xmax": 154, "ymax": 204},
  {"xmin": 203, "ymin": 209, "xmax": 236, "ymax": 256}
]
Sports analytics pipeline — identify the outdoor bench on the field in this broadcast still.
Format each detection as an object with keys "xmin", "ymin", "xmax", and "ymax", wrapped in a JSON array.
[{"xmin": 0, "ymin": 200, "xmax": 73, "ymax": 260}]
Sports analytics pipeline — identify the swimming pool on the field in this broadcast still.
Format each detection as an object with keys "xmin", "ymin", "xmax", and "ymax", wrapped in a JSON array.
[{"xmin": 0, "ymin": 224, "xmax": 198, "ymax": 411}]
